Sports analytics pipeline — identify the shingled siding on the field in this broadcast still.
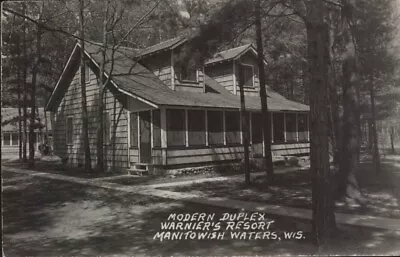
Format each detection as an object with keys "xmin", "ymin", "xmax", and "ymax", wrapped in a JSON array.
[
  {"xmin": 53, "ymin": 65, "xmax": 129, "ymax": 171},
  {"xmin": 205, "ymin": 61, "xmax": 235, "ymax": 93},
  {"xmin": 140, "ymin": 51, "xmax": 172, "ymax": 87}
]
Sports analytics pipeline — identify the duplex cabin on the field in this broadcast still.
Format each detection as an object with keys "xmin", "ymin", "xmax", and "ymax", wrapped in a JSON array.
[
  {"xmin": 1, "ymin": 107, "xmax": 52, "ymax": 159},
  {"xmin": 45, "ymin": 37, "xmax": 310, "ymax": 172}
]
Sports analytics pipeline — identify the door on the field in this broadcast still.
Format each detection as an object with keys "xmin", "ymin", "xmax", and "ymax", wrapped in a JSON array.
[{"xmin": 139, "ymin": 111, "xmax": 151, "ymax": 163}]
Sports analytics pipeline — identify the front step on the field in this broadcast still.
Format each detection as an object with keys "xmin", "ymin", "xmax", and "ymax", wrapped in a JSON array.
[
  {"xmin": 128, "ymin": 162, "xmax": 152, "ymax": 176},
  {"xmin": 127, "ymin": 168, "xmax": 149, "ymax": 176}
]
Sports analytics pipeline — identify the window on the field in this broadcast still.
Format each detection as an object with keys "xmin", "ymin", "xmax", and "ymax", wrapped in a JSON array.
[
  {"xmin": 130, "ymin": 112, "xmax": 138, "ymax": 148},
  {"xmin": 11, "ymin": 133, "xmax": 19, "ymax": 146},
  {"xmin": 85, "ymin": 62, "xmax": 90, "ymax": 83},
  {"xmin": 3, "ymin": 133, "xmax": 11, "ymax": 146},
  {"xmin": 188, "ymin": 110, "xmax": 206, "ymax": 146},
  {"xmin": 273, "ymin": 113, "xmax": 285, "ymax": 143},
  {"xmin": 66, "ymin": 117, "xmax": 73, "ymax": 145},
  {"xmin": 251, "ymin": 113, "xmax": 263, "ymax": 143},
  {"xmin": 152, "ymin": 110, "xmax": 161, "ymax": 147},
  {"xmin": 285, "ymin": 113, "xmax": 297, "ymax": 142},
  {"xmin": 167, "ymin": 109, "xmax": 186, "ymax": 147},
  {"xmin": 104, "ymin": 112, "xmax": 111, "ymax": 145},
  {"xmin": 178, "ymin": 65, "xmax": 197, "ymax": 82},
  {"xmin": 225, "ymin": 111, "xmax": 241, "ymax": 144},
  {"xmin": 207, "ymin": 111, "xmax": 224, "ymax": 145},
  {"xmin": 240, "ymin": 64, "xmax": 254, "ymax": 87},
  {"xmin": 298, "ymin": 113, "xmax": 309, "ymax": 141}
]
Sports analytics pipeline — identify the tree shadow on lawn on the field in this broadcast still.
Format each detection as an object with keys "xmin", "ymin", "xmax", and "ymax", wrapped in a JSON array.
[
  {"xmin": 3, "ymin": 177, "xmax": 400, "ymax": 256},
  {"xmin": 167, "ymin": 163, "xmax": 400, "ymax": 219},
  {"xmin": 2, "ymin": 159, "xmax": 125, "ymax": 179}
]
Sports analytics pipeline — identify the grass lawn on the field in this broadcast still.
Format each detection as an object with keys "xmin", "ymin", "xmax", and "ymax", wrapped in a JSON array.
[
  {"xmin": 165, "ymin": 161, "xmax": 400, "ymax": 219},
  {"xmin": 3, "ymin": 173, "xmax": 400, "ymax": 256}
]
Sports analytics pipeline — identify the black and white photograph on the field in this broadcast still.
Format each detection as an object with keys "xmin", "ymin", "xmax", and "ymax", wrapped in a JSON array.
[{"xmin": 1, "ymin": 0, "xmax": 400, "ymax": 255}]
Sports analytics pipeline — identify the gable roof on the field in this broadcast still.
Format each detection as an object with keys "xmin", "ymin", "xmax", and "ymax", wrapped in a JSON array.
[
  {"xmin": 46, "ymin": 41, "xmax": 309, "ymax": 113},
  {"xmin": 137, "ymin": 37, "xmax": 187, "ymax": 58},
  {"xmin": 205, "ymin": 43, "xmax": 258, "ymax": 65}
]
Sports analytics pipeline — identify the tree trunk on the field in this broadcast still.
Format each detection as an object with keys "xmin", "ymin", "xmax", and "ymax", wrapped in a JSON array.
[
  {"xmin": 96, "ymin": 1, "xmax": 109, "ymax": 173},
  {"xmin": 16, "ymin": 36, "xmax": 23, "ymax": 161},
  {"xmin": 337, "ymin": 0, "xmax": 363, "ymax": 202},
  {"xmin": 238, "ymin": 61, "xmax": 250, "ymax": 184},
  {"xmin": 306, "ymin": 0, "xmax": 336, "ymax": 247},
  {"xmin": 390, "ymin": 126, "xmax": 395, "ymax": 154},
  {"xmin": 255, "ymin": 0, "xmax": 274, "ymax": 180},
  {"xmin": 28, "ymin": 25, "xmax": 41, "ymax": 169},
  {"xmin": 79, "ymin": 0, "xmax": 92, "ymax": 172},
  {"xmin": 370, "ymin": 80, "xmax": 380, "ymax": 173},
  {"xmin": 22, "ymin": 5, "xmax": 28, "ymax": 163}
]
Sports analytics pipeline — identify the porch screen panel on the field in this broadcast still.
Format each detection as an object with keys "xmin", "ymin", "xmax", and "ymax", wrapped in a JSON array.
[
  {"xmin": 167, "ymin": 109, "xmax": 186, "ymax": 147},
  {"xmin": 225, "ymin": 111, "xmax": 240, "ymax": 144},
  {"xmin": 273, "ymin": 113, "xmax": 285, "ymax": 143},
  {"xmin": 251, "ymin": 112, "xmax": 263, "ymax": 143},
  {"xmin": 12, "ymin": 133, "xmax": 19, "ymax": 146},
  {"xmin": 285, "ymin": 113, "xmax": 297, "ymax": 142},
  {"xmin": 298, "ymin": 113, "xmax": 309, "ymax": 141},
  {"xmin": 130, "ymin": 112, "xmax": 138, "ymax": 148},
  {"xmin": 188, "ymin": 110, "xmax": 206, "ymax": 146},
  {"xmin": 3, "ymin": 133, "xmax": 11, "ymax": 146},
  {"xmin": 152, "ymin": 110, "xmax": 161, "ymax": 147},
  {"xmin": 207, "ymin": 111, "xmax": 223, "ymax": 145}
]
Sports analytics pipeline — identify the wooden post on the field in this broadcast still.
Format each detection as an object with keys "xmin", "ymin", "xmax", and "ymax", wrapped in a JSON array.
[
  {"xmin": 283, "ymin": 113, "xmax": 287, "ymax": 142},
  {"xmin": 233, "ymin": 61, "xmax": 237, "ymax": 95},
  {"xmin": 271, "ymin": 112, "xmax": 274, "ymax": 143},
  {"xmin": 185, "ymin": 109, "xmax": 189, "ymax": 147},
  {"xmin": 223, "ymin": 111, "xmax": 226, "ymax": 145},
  {"xmin": 205, "ymin": 110, "xmax": 209, "ymax": 146},
  {"xmin": 160, "ymin": 108, "xmax": 167, "ymax": 165},
  {"xmin": 296, "ymin": 113, "xmax": 299, "ymax": 142},
  {"xmin": 127, "ymin": 110, "xmax": 130, "ymax": 167}
]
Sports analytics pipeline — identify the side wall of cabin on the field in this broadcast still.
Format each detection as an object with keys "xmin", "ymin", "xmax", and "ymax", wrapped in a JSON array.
[{"xmin": 52, "ymin": 60, "xmax": 129, "ymax": 171}]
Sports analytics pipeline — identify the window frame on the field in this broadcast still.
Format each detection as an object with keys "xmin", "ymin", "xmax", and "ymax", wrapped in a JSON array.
[
  {"xmin": 239, "ymin": 63, "xmax": 255, "ymax": 88},
  {"xmin": 178, "ymin": 64, "xmax": 198, "ymax": 83},
  {"xmin": 3, "ymin": 132, "xmax": 11, "ymax": 146},
  {"xmin": 103, "ymin": 111, "xmax": 111, "ymax": 145},
  {"xmin": 66, "ymin": 116, "xmax": 73, "ymax": 145}
]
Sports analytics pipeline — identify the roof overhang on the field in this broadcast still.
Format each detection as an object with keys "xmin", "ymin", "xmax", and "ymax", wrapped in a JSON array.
[{"xmin": 45, "ymin": 43, "xmax": 159, "ymax": 112}]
